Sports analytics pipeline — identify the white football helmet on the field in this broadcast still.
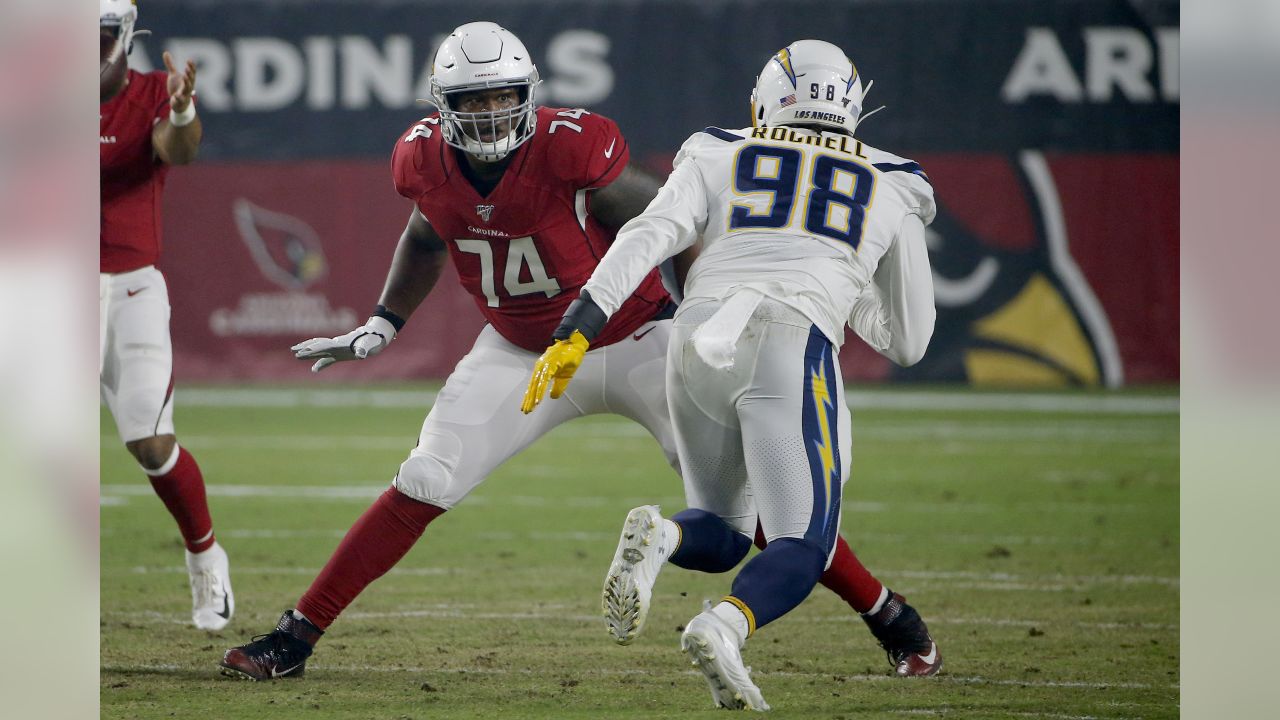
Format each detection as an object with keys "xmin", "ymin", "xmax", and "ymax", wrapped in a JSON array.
[
  {"xmin": 750, "ymin": 40, "xmax": 868, "ymax": 135},
  {"xmin": 100, "ymin": 0, "xmax": 140, "ymax": 66},
  {"xmin": 429, "ymin": 22, "xmax": 541, "ymax": 162}
]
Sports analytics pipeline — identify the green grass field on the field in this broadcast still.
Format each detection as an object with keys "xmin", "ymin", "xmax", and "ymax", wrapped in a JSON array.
[{"xmin": 101, "ymin": 385, "xmax": 1178, "ymax": 719}]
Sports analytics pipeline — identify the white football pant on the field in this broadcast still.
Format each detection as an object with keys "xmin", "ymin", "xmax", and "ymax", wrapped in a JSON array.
[
  {"xmin": 392, "ymin": 318, "xmax": 678, "ymax": 508},
  {"xmin": 100, "ymin": 266, "xmax": 176, "ymax": 443},
  {"xmin": 667, "ymin": 298, "xmax": 851, "ymax": 560}
]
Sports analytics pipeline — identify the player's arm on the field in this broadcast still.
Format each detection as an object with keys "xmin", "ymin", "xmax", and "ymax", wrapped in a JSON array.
[
  {"xmin": 151, "ymin": 52, "xmax": 201, "ymax": 166},
  {"xmin": 376, "ymin": 206, "xmax": 450, "ymax": 320},
  {"xmin": 590, "ymin": 165, "xmax": 661, "ymax": 230},
  {"xmin": 291, "ymin": 207, "xmax": 448, "ymax": 372},
  {"xmin": 591, "ymin": 164, "xmax": 700, "ymax": 302},
  {"xmin": 848, "ymin": 213, "xmax": 936, "ymax": 366},
  {"xmin": 521, "ymin": 155, "xmax": 708, "ymax": 413}
]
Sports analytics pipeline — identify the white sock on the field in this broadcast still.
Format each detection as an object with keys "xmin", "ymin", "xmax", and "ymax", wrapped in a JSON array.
[
  {"xmin": 862, "ymin": 586, "xmax": 890, "ymax": 616},
  {"xmin": 709, "ymin": 601, "xmax": 750, "ymax": 647}
]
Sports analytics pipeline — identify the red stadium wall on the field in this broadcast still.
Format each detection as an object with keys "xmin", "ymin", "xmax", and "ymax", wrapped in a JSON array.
[{"xmin": 160, "ymin": 153, "xmax": 1177, "ymax": 385}]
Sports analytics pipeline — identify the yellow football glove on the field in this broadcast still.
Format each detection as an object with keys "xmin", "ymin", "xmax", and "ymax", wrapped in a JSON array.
[{"xmin": 521, "ymin": 331, "xmax": 590, "ymax": 414}]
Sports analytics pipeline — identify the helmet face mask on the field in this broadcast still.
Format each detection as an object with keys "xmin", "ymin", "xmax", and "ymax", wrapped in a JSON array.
[
  {"xmin": 750, "ymin": 40, "xmax": 866, "ymax": 135},
  {"xmin": 429, "ymin": 22, "xmax": 541, "ymax": 163}
]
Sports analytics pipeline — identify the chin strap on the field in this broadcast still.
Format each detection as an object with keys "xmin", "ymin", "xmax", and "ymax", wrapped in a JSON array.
[{"xmin": 852, "ymin": 79, "xmax": 886, "ymax": 133}]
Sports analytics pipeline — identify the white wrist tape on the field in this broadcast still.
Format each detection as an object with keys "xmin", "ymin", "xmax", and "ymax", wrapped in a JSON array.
[{"xmin": 170, "ymin": 102, "xmax": 197, "ymax": 127}]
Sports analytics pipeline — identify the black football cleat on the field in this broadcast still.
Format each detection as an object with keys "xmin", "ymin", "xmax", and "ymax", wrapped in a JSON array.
[
  {"xmin": 862, "ymin": 591, "xmax": 943, "ymax": 677},
  {"xmin": 220, "ymin": 610, "xmax": 323, "ymax": 681}
]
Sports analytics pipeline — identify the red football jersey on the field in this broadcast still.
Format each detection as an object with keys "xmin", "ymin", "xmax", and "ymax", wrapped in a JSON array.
[
  {"xmin": 392, "ymin": 106, "xmax": 671, "ymax": 352},
  {"xmin": 100, "ymin": 70, "xmax": 171, "ymax": 273}
]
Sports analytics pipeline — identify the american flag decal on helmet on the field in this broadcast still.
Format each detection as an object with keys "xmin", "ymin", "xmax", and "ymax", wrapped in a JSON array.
[
  {"xmin": 779, "ymin": 94, "xmax": 797, "ymax": 108},
  {"xmin": 476, "ymin": 204, "xmax": 495, "ymax": 222}
]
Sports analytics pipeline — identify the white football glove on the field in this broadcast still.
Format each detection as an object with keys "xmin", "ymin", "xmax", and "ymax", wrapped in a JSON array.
[{"xmin": 291, "ymin": 316, "xmax": 397, "ymax": 372}]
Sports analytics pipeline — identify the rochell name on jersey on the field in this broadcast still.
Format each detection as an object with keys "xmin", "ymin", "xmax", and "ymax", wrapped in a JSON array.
[{"xmin": 748, "ymin": 126, "xmax": 868, "ymax": 158}]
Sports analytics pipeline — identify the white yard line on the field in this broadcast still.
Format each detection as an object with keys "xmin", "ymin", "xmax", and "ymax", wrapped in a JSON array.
[{"xmin": 169, "ymin": 387, "xmax": 1177, "ymax": 414}]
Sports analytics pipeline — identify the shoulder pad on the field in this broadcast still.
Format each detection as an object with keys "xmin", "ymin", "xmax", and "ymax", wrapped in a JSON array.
[
  {"xmin": 864, "ymin": 144, "xmax": 936, "ymax": 224},
  {"xmin": 541, "ymin": 108, "xmax": 629, "ymax": 188}
]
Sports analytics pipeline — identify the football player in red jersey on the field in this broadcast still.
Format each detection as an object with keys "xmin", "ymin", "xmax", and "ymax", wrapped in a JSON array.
[
  {"xmin": 100, "ymin": 0, "xmax": 234, "ymax": 631},
  {"xmin": 221, "ymin": 21, "xmax": 936, "ymax": 680}
]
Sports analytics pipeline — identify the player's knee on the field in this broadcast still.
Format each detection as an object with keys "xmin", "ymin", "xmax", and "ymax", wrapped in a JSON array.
[
  {"xmin": 126, "ymin": 434, "xmax": 176, "ymax": 471},
  {"xmin": 758, "ymin": 537, "xmax": 828, "ymax": 584},
  {"xmin": 670, "ymin": 508, "xmax": 752, "ymax": 572},
  {"xmin": 393, "ymin": 452, "xmax": 459, "ymax": 508}
]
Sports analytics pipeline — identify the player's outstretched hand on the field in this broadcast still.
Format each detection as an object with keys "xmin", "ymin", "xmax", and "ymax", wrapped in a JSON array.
[
  {"xmin": 163, "ymin": 51, "xmax": 197, "ymax": 113},
  {"xmin": 292, "ymin": 316, "xmax": 397, "ymax": 372},
  {"xmin": 520, "ymin": 331, "xmax": 589, "ymax": 414}
]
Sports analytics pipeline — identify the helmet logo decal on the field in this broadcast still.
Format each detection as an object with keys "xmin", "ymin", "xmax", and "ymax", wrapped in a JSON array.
[
  {"xmin": 773, "ymin": 48, "xmax": 798, "ymax": 88},
  {"xmin": 779, "ymin": 94, "xmax": 797, "ymax": 108}
]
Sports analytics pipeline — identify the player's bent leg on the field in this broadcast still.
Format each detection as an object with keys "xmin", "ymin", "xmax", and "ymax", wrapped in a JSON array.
[
  {"xmin": 728, "ymin": 537, "xmax": 827, "ymax": 631},
  {"xmin": 222, "ymin": 328, "xmax": 579, "ymax": 676},
  {"xmin": 221, "ymin": 487, "xmax": 444, "ymax": 680},
  {"xmin": 131, "ymin": 434, "xmax": 233, "ymax": 630},
  {"xmin": 669, "ymin": 508, "xmax": 751, "ymax": 573},
  {"xmin": 295, "ymin": 487, "xmax": 446, "ymax": 631}
]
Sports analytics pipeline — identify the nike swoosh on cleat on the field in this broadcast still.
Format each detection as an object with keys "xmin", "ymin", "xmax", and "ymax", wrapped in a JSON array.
[
  {"xmin": 916, "ymin": 643, "xmax": 938, "ymax": 665},
  {"xmin": 632, "ymin": 326, "xmax": 655, "ymax": 341},
  {"xmin": 272, "ymin": 663, "xmax": 302, "ymax": 678},
  {"xmin": 603, "ymin": 138, "xmax": 617, "ymax": 159},
  {"xmin": 215, "ymin": 582, "xmax": 231, "ymax": 620}
]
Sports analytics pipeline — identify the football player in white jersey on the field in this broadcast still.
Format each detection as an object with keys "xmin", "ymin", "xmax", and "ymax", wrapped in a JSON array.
[{"xmin": 523, "ymin": 40, "xmax": 939, "ymax": 709}]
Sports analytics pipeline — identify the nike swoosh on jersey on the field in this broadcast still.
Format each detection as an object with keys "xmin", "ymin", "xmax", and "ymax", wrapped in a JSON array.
[
  {"xmin": 127, "ymin": 287, "xmax": 146, "ymax": 297},
  {"xmin": 603, "ymin": 138, "xmax": 617, "ymax": 159},
  {"xmin": 632, "ymin": 326, "xmax": 655, "ymax": 341}
]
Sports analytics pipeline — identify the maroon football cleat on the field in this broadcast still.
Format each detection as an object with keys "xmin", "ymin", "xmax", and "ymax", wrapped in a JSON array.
[
  {"xmin": 862, "ymin": 591, "xmax": 943, "ymax": 677},
  {"xmin": 220, "ymin": 610, "xmax": 323, "ymax": 681}
]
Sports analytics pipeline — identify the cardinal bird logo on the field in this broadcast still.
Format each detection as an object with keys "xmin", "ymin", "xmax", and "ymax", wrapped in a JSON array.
[
  {"xmin": 476, "ymin": 204, "xmax": 496, "ymax": 222},
  {"xmin": 897, "ymin": 150, "xmax": 1123, "ymax": 388},
  {"xmin": 232, "ymin": 198, "xmax": 328, "ymax": 291}
]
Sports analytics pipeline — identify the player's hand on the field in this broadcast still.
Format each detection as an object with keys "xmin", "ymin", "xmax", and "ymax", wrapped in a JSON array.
[
  {"xmin": 520, "ymin": 331, "xmax": 589, "ymax": 414},
  {"xmin": 163, "ymin": 51, "xmax": 197, "ymax": 113},
  {"xmin": 291, "ymin": 316, "xmax": 397, "ymax": 372}
]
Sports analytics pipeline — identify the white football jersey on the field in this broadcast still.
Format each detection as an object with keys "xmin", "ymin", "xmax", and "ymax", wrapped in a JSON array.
[{"xmin": 583, "ymin": 125, "xmax": 936, "ymax": 348}]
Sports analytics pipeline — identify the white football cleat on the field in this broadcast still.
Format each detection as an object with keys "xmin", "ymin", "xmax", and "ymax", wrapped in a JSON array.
[
  {"xmin": 186, "ymin": 541, "xmax": 234, "ymax": 631},
  {"xmin": 602, "ymin": 505, "xmax": 674, "ymax": 644},
  {"xmin": 681, "ymin": 611, "xmax": 769, "ymax": 711}
]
